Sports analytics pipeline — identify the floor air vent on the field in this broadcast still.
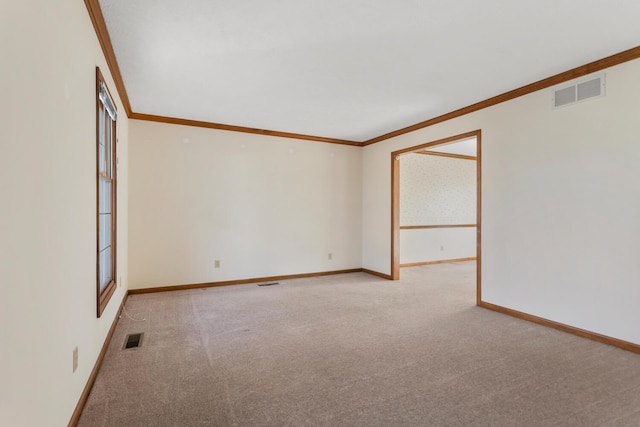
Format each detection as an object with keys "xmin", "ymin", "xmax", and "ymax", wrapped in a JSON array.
[
  {"xmin": 553, "ymin": 73, "xmax": 605, "ymax": 109},
  {"xmin": 258, "ymin": 282, "xmax": 279, "ymax": 287},
  {"xmin": 123, "ymin": 333, "xmax": 144, "ymax": 349}
]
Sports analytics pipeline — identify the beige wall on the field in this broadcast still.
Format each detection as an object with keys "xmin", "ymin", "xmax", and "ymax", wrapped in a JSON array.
[
  {"xmin": 1, "ymin": 1, "xmax": 129, "ymax": 425},
  {"xmin": 400, "ymin": 228, "xmax": 476, "ymax": 265},
  {"xmin": 128, "ymin": 120, "xmax": 362, "ymax": 289},
  {"xmin": 362, "ymin": 58, "xmax": 640, "ymax": 345}
]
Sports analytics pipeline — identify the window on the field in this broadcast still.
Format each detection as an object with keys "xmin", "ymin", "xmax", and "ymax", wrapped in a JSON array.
[{"xmin": 96, "ymin": 67, "xmax": 117, "ymax": 317}]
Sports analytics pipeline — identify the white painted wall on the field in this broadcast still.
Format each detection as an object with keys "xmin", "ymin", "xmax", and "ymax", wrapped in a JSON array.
[
  {"xmin": 128, "ymin": 120, "xmax": 362, "ymax": 289},
  {"xmin": 399, "ymin": 153, "xmax": 476, "ymax": 264},
  {"xmin": 0, "ymin": 1, "xmax": 129, "ymax": 425},
  {"xmin": 363, "ymin": 59, "xmax": 640, "ymax": 345},
  {"xmin": 400, "ymin": 228, "xmax": 476, "ymax": 264}
]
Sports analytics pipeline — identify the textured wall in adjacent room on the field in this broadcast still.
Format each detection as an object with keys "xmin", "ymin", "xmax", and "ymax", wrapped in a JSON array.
[{"xmin": 400, "ymin": 154, "xmax": 476, "ymax": 225}]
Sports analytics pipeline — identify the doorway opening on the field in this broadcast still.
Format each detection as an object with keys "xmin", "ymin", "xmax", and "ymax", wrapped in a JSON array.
[{"xmin": 391, "ymin": 130, "xmax": 481, "ymax": 304}]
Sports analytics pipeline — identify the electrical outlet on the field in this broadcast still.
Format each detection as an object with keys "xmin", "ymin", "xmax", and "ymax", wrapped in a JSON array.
[
  {"xmin": 440, "ymin": 245, "xmax": 444, "ymax": 251},
  {"xmin": 73, "ymin": 346, "xmax": 78, "ymax": 373},
  {"xmin": 328, "ymin": 253, "xmax": 332, "ymax": 260},
  {"xmin": 214, "ymin": 260, "xmax": 221, "ymax": 268}
]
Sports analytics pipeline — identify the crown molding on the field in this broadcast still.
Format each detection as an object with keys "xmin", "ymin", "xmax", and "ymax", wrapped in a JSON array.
[
  {"xmin": 129, "ymin": 113, "xmax": 361, "ymax": 146},
  {"xmin": 363, "ymin": 45, "xmax": 640, "ymax": 146},
  {"xmin": 84, "ymin": 0, "xmax": 132, "ymax": 116},
  {"xmin": 415, "ymin": 151, "xmax": 476, "ymax": 161},
  {"xmin": 83, "ymin": 3, "xmax": 640, "ymax": 148}
]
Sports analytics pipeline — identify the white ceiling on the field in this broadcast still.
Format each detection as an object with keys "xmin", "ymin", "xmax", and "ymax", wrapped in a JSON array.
[
  {"xmin": 98, "ymin": 0, "xmax": 640, "ymax": 142},
  {"xmin": 425, "ymin": 137, "xmax": 477, "ymax": 157}
]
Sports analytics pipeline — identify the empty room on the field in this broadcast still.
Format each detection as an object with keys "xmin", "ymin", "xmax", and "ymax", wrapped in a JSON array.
[{"xmin": 3, "ymin": 1, "xmax": 640, "ymax": 426}]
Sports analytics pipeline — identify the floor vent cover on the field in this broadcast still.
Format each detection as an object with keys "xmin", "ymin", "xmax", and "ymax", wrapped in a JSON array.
[
  {"xmin": 123, "ymin": 333, "xmax": 144, "ymax": 350},
  {"xmin": 258, "ymin": 282, "xmax": 279, "ymax": 287}
]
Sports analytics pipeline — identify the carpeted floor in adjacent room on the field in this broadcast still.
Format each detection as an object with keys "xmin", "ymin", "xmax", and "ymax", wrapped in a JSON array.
[{"xmin": 78, "ymin": 261, "xmax": 640, "ymax": 426}]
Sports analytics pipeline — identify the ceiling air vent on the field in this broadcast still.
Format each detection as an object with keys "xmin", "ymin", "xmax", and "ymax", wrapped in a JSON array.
[{"xmin": 553, "ymin": 73, "xmax": 605, "ymax": 109}]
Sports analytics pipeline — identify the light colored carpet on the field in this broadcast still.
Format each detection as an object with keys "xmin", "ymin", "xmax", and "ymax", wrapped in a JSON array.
[{"xmin": 78, "ymin": 262, "xmax": 640, "ymax": 426}]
